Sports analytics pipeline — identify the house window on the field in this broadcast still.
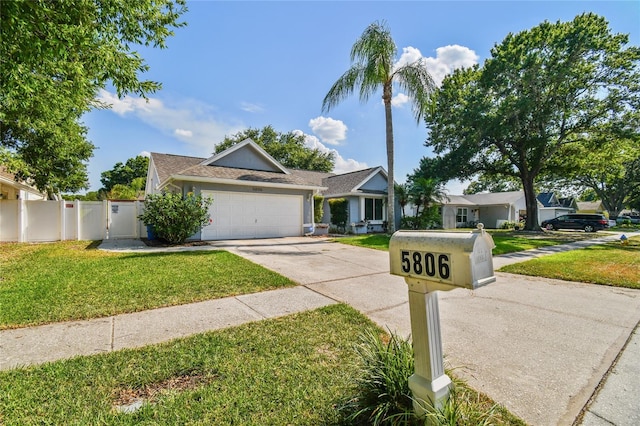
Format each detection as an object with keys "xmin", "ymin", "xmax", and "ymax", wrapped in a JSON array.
[
  {"xmin": 456, "ymin": 207, "xmax": 468, "ymax": 223},
  {"xmin": 365, "ymin": 198, "xmax": 384, "ymax": 221}
]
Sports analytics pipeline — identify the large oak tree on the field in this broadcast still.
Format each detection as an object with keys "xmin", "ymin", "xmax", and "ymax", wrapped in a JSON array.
[
  {"xmin": 1, "ymin": 0, "xmax": 187, "ymax": 196},
  {"xmin": 424, "ymin": 13, "xmax": 640, "ymax": 230}
]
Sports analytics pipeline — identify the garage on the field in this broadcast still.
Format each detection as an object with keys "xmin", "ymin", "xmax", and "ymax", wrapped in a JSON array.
[{"xmin": 201, "ymin": 190, "xmax": 303, "ymax": 240}]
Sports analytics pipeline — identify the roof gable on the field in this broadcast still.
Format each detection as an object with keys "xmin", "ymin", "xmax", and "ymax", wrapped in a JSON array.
[
  {"xmin": 537, "ymin": 192, "xmax": 560, "ymax": 207},
  {"xmin": 323, "ymin": 167, "xmax": 387, "ymax": 196},
  {"xmin": 0, "ymin": 166, "xmax": 45, "ymax": 196},
  {"xmin": 200, "ymin": 139, "xmax": 289, "ymax": 174}
]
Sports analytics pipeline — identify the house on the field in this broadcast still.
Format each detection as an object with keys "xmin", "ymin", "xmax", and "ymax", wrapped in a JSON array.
[
  {"xmin": 319, "ymin": 167, "xmax": 398, "ymax": 234},
  {"xmin": 440, "ymin": 191, "xmax": 529, "ymax": 229},
  {"xmin": 577, "ymin": 200, "xmax": 606, "ymax": 215},
  {"xmin": 537, "ymin": 192, "xmax": 576, "ymax": 223},
  {"xmin": 0, "ymin": 166, "xmax": 46, "ymax": 201},
  {"xmin": 145, "ymin": 139, "xmax": 397, "ymax": 240}
]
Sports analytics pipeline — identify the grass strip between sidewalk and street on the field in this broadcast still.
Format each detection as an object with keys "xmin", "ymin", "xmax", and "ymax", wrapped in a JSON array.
[
  {"xmin": 0, "ymin": 305, "xmax": 524, "ymax": 425},
  {"xmin": 333, "ymin": 231, "xmax": 597, "ymax": 256},
  {"xmin": 0, "ymin": 241, "xmax": 296, "ymax": 329},
  {"xmin": 499, "ymin": 236, "xmax": 640, "ymax": 289}
]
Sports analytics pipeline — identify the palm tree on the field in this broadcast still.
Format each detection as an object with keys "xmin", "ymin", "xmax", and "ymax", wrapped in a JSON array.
[
  {"xmin": 322, "ymin": 21, "xmax": 435, "ymax": 233},
  {"xmin": 394, "ymin": 183, "xmax": 410, "ymax": 217},
  {"xmin": 409, "ymin": 177, "xmax": 446, "ymax": 216}
]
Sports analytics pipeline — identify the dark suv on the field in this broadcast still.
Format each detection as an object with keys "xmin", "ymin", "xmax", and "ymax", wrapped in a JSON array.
[{"xmin": 541, "ymin": 214, "xmax": 609, "ymax": 232}]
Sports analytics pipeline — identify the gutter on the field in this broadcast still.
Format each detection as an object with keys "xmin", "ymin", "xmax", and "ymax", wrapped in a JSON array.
[{"xmin": 160, "ymin": 174, "xmax": 327, "ymax": 192}]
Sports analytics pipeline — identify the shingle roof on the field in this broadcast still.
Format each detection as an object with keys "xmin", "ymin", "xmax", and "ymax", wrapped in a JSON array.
[
  {"xmin": 151, "ymin": 153, "xmax": 202, "ymax": 183},
  {"xmin": 445, "ymin": 194, "xmax": 476, "ymax": 206},
  {"xmin": 150, "ymin": 152, "xmax": 330, "ymax": 188},
  {"xmin": 537, "ymin": 192, "xmax": 555, "ymax": 207},
  {"xmin": 577, "ymin": 201, "xmax": 604, "ymax": 211},
  {"xmin": 322, "ymin": 167, "xmax": 381, "ymax": 196},
  {"xmin": 460, "ymin": 190, "xmax": 525, "ymax": 205},
  {"xmin": 0, "ymin": 166, "xmax": 15, "ymax": 181}
]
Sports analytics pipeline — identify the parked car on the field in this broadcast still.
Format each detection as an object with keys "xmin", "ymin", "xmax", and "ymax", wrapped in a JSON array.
[
  {"xmin": 616, "ymin": 215, "xmax": 640, "ymax": 224},
  {"xmin": 541, "ymin": 214, "xmax": 609, "ymax": 232}
]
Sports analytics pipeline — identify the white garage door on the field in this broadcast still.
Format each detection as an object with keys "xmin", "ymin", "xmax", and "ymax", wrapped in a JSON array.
[{"xmin": 201, "ymin": 191, "xmax": 303, "ymax": 240}]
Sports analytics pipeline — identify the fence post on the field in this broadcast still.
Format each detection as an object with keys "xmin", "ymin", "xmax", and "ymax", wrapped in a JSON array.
[
  {"xmin": 17, "ymin": 199, "xmax": 25, "ymax": 242},
  {"xmin": 104, "ymin": 200, "xmax": 110, "ymax": 240},
  {"xmin": 59, "ymin": 199, "xmax": 65, "ymax": 241},
  {"xmin": 75, "ymin": 199, "xmax": 81, "ymax": 241}
]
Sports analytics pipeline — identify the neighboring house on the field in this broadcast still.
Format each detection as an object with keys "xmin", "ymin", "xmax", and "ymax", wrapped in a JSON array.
[
  {"xmin": 439, "ymin": 191, "xmax": 532, "ymax": 229},
  {"xmin": 537, "ymin": 192, "xmax": 576, "ymax": 223},
  {"xmin": 577, "ymin": 200, "xmax": 607, "ymax": 215},
  {"xmin": 0, "ymin": 166, "xmax": 46, "ymax": 201},
  {"xmin": 145, "ymin": 139, "xmax": 397, "ymax": 240}
]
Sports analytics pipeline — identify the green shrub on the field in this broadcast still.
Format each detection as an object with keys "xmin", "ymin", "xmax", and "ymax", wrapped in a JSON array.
[
  {"xmin": 139, "ymin": 192, "xmax": 213, "ymax": 244},
  {"xmin": 329, "ymin": 198, "xmax": 348, "ymax": 231},
  {"xmin": 501, "ymin": 221, "xmax": 525, "ymax": 230},
  {"xmin": 313, "ymin": 194, "xmax": 324, "ymax": 223},
  {"xmin": 400, "ymin": 207, "xmax": 442, "ymax": 230}
]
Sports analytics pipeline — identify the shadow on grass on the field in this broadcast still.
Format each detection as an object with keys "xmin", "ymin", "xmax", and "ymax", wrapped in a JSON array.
[{"xmin": 84, "ymin": 240, "xmax": 102, "ymax": 250}]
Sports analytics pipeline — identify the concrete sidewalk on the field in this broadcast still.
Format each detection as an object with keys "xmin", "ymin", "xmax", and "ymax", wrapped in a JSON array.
[{"xmin": 1, "ymin": 232, "xmax": 638, "ymax": 425}]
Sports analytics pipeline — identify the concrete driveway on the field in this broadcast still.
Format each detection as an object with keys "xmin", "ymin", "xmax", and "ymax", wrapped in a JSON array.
[{"xmin": 214, "ymin": 237, "xmax": 640, "ymax": 426}]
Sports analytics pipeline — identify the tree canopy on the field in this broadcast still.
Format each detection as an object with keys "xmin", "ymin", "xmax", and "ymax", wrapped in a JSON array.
[
  {"xmin": 100, "ymin": 155, "xmax": 149, "ymax": 192},
  {"xmin": 322, "ymin": 20, "xmax": 436, "ymax": 233},
  {"xmin": 215, "ymin": 126, "xmax": 335, "ymax": 172},
  {"xmin": 1, "ymin": 0, "xmax": 187, "ymax": 196},
  {"xmin": 424, "ymin": 13, "xmax": 640, "ymax": 230},
  {"xmin": 559, "ymin": 137, "xmax": 640, "ymax": 217}
]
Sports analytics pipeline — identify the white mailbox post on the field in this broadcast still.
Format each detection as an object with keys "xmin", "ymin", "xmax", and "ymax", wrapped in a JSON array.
[{"xmin": 389, "ymin": 224, "xmax": 496, "ymax": 415}]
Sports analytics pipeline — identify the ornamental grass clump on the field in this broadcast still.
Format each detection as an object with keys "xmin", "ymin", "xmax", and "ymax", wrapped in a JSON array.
[
  {"xmin": 341, "ymin": 330, "xmax": 507, "ymax": 426},
  {"xmin": 341, "ymin": 329, "xmax": 416, "ymax": 425},
  {"xmin": 139, "ymin": 193, "xmax": 213, "ymax": 244}
]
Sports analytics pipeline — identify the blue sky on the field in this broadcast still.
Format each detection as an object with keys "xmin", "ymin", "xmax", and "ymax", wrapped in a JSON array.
[{"xmin": 83, "ymin": 0, "xmax": 640, "ymax": 195}]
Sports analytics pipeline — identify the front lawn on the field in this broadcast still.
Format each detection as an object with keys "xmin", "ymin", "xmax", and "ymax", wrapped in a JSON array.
[
  {"xmin": 0, "ymin": 305, "xmax": 523, "ymax": 425},
  {"xmin": 499, "ymin": 236, "xmax": 640, "ymax": 289},
  {"xmin": 334, "ymin": 230, "xmax": 597, "ymax": 255},
  {"xmin": 0, "ymin": 241, "xmax": 296, "ymax": 329}
]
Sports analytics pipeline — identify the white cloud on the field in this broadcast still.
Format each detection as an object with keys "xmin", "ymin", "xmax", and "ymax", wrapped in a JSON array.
[
  {"xmin": 293, "ymin": 130, "xmax": 367, "ymax": 174},
  {"xmin": 308, "ymin": 116, "xmax": 348, "ymax": 146},
  {"xmin": 96, "ymin": 89, "xmax": 243, "ymax": 157},
  {"xmin": 174, "ymin": 128, "xmax": 193, "ymax": 138},
  {"xmin": 391, "ymin": 93, "xmax": 410, "ymax": 107},
  {"xmin": 138, "ymin": 151, "xmax": 151, "ymax": 158},
  {"xmin": 395, "ymin": 44, "xmax": 479, "ymax": 87},
  {"xmin": 240, "ymin": 102, "xmax": 264, "ymax": 113}
]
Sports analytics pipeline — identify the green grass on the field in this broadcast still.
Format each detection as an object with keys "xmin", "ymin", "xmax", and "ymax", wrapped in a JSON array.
[
  {"xmin": 0, "ymin": 305, "xmax": 522, "ymax": 425},
  {"xmin": 332, "ymin": 234, "xmax": 392, "ymax": 250},
  {"xmin": 499, "ymin": 236, "xmax": 640, "ymax": 289},
  {"xmin": 0, "ymin": 241, "xmax": 296, "ymax": 329},
  {"xmin": 334, "ymin": 231, "xmax": 596, "ymax": 255}
]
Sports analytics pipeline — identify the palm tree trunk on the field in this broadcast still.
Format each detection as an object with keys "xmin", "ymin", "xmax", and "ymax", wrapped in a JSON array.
[{"xmin": 383, "ymin": 83, "xmax": 395, "ymax": 233}]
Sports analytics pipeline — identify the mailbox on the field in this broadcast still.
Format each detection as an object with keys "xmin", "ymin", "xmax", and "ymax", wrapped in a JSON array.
[
  {"xmin": 389, "ymin": 224, "xmax": 496, "ymax": 415},
  {"xmin": 389, "ymin": 225, "xmax": 496, "ymax": 291}
]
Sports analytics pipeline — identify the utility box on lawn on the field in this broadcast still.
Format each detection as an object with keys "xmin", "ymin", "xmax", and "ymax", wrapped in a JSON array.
[{"xmin": 389, "ymin": 225, "xmax": 496, "ymax": 292}]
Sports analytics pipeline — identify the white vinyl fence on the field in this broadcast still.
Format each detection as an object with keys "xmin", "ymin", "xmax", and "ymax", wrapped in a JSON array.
[{"xmin": 0, "ymin": 200, "xmax": 146, "ymax": 243}]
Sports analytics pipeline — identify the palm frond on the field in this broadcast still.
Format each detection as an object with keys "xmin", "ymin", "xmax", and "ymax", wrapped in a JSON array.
[
  {"xmin": 322, "ymin": 66, "xmax": 365, "ymax": 112},
  {"xmin": 394, "ymin": 62, "xmax": 437, "ymax": 122}
]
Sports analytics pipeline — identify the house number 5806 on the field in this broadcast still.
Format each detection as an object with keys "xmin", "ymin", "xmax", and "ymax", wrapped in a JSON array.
[{"xmin": 400, "ymin": 250, "xmax": 451, "ymax": 281}]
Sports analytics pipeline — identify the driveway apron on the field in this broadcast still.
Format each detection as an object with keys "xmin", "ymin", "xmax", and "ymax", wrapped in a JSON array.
[{"xmin": 215, "ymin": 237, "xmax": 640, "ymax": 426}]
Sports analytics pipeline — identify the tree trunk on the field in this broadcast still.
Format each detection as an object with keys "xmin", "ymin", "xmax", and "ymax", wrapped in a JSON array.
[
  {"xmin": 521, "ymin": 175, "xmax": 540, "ymax": 231},
  {"xmin": 384, "ymin": 83, "xmax": 395, "ymax": 234}
]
